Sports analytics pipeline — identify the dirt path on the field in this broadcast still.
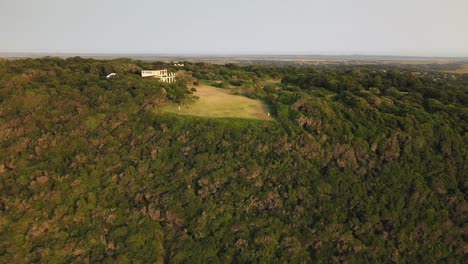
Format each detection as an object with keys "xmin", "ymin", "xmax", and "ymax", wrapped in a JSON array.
[{"xmin": 161, "ymin": 85, "xmax": 272, "ymax": 120}]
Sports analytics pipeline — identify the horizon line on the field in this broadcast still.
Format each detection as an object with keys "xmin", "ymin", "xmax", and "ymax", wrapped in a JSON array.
[{"xmin": 1, "ymin": 52, "xmax": 468, "ymax": 60}]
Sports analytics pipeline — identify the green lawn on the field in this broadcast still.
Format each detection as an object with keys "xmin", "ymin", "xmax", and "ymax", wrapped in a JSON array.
[{"xmin": 160, "ymin": 85, "xmax": 272, "ymax": 120}]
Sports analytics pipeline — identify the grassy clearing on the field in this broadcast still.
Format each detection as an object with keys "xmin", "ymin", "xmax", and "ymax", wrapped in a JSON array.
[
  {"xmin": 160, "ymin": 85, "xmax": 272, "ymax": 120},
  {"xmin": 442, "ymin": 64, "xmax": 468, "ymax": 74}
]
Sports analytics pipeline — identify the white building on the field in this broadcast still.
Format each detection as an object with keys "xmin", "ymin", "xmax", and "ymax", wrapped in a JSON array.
[
  {"xmin": 106, "ymin": 73, "xmax": 117, "ymax": 79},
  {"xmin": 173, "ymin": 62, "xmax": 185, "ymax": 67},
  {"xmin": 141, "ymin": 68, "xmax": 176, "ymax": 83}
]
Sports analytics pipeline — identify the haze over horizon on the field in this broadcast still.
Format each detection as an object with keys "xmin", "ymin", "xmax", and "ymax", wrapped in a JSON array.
[{"xmin": 1, "ymin": 0, "xmax": 467, "ymax": 57}]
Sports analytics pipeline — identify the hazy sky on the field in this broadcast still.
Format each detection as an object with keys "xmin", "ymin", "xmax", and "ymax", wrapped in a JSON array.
[{"xmin": 1, "ymin": 0, "xmax": 467, "ymax": 56}]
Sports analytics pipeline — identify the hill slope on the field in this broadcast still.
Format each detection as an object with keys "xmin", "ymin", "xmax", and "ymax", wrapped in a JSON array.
[{"xmin": 0, "ymin": 58, "xmax": 466, "ymax": 262}]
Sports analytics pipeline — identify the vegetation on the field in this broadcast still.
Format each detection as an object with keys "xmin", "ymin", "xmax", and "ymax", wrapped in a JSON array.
[{"xmin": 0, "ymin": 57, "xmax": 466, "ymax": 262}]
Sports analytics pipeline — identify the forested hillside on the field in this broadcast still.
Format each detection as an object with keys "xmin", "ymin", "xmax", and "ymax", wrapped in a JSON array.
[{"xmin": 0, "ymin": 57, "xmax": 466, "ymax": 263}]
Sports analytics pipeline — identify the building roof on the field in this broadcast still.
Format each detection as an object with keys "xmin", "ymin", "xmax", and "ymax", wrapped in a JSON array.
[
  {"xmin": 106, "ymin": 73, "xmax": 117, "ymax": 79},
  {"xmin": 143, "ymin": 67, "xmax": 167, "ymax": 71}
]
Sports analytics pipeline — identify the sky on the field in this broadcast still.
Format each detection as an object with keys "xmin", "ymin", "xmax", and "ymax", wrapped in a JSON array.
[{"xmin": 1, "ymin": 0, "xmax": 467, "ymax": 57}]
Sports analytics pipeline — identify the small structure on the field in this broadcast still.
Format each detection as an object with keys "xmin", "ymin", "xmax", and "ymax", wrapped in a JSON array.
[
  {"xmin": 141, "ymin": 68, "xmax": 176, "ymax": 83},
  {"xmin": 173, "ymin": 62, "xmax": 185, "ymax": 67},
  {"xmin": 106, "ymin": 73, "xmax": 117, "ymax": 79}
]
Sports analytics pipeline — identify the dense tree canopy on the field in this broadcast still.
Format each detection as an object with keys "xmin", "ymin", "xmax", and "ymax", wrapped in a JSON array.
[{"xmin": 0, "ymin": 57, "xmax": 466, "ymax": 262}]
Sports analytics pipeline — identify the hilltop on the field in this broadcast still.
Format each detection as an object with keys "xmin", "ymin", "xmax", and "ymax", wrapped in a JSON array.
[{"xmin": 0, "ymin": 57, "xmax": 466, "ymax": 262}]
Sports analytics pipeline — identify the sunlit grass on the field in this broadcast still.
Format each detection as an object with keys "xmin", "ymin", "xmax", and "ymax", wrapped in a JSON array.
[{"xmin": 160, "ymin": 85, "xmax": 272, "ymax": 120}]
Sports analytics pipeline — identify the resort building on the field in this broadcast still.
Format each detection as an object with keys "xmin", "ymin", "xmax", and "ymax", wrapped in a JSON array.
[{"xmin": 141, "ymin": 68, "xmax": 176, "ymax": 83}]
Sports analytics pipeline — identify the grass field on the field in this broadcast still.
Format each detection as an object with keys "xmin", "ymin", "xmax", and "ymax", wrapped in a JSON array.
[
  {"xmin": 160, "ymin": 85, "xmax": 272, "ymax": 120},
  {"xmin": 443, "ymin": 64, "xmax": 468, "ymax": 74}
]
